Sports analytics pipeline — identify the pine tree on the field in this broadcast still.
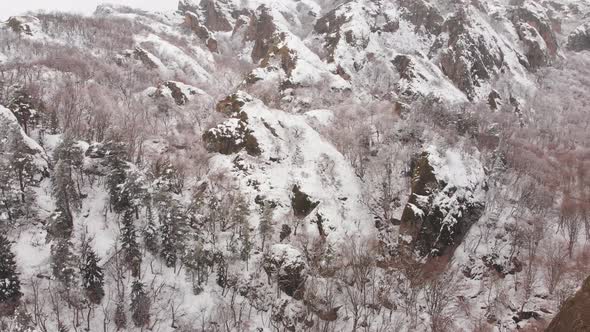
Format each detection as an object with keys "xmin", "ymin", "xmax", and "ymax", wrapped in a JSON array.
[
  {"xmin": 114, "ymin": 299, "xmax": 127, "ymax": 330},
  {"xmin": 104, "ymin": 140, "xmax": 131, "ymax": 214},
  {"xmin": 143, "ymin": 203, "xmax": 159, "ymax": 254},
  {"xmin": 159, "ymin": 199, "xmax": 187, "ymax": 269},
  {"xmin": 81, "ymin": 247, "xmax": 104, "ymax": 305},
  {"xmin": 46, "ymin": 207, "xmax": 74, "ymax": 241},
  {"xmin": 121, "ymin": 210, "xmax": 141, "ymax": 278},
  {"xmin": 159, "ymin": 215, "xmax": 177, "ymax": 268},
  {"xmin": 130, "ymin": 280, "xmax": 150, "ymax": 328},
  {"xmin": 52, "ymin": 137, "xmax": 83, "ymax": 214},
  {"xmin": 50, "ymin": 238, "xmax": 78, "ymax": 287},
  {"xmin": 8, "ymin": 88, "xmax": 37, "ymax": 135},
  {"xmin": 0, "ymin": 234, "xmax": 22, "ymax": 316}
]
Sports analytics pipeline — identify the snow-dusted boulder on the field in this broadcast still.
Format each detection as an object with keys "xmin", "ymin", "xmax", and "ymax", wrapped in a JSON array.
[
  {"xmin": 178, "ymin": 0, "xmax": 233, "ymax": 32},
  {"xmin": 0, "ymin": 105, "xmax": 49, "ymax": 179},
  {"xmin": 183, "ymin": 11, "xmax": 218, "ymax": 52},
  {"xmin": 400, "ymin": 146, "xmax": 486, "ymax": 258},
  {"xmin": 6, "ymin": 16, "xmax": 41, "ymax": 36},
  {"xmin": 568, "ymin": 22, "xmax": 590, "ymax": 52},
  {"xmin": 116, "ymin": 47, "xmax": 162, "ymax": 70},
  {"xmin": 147, "ymin": 81, "xmax": 206, "ymax": 106},
  {"xmin": 263, "ymin": 244, "xmax": 307, "ymax": 299}
]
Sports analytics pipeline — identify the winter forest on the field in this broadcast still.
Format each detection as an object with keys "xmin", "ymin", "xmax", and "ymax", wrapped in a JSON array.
[{"xmin": 0, "ymin": 0, "xmax": 589, "ymax": 331}]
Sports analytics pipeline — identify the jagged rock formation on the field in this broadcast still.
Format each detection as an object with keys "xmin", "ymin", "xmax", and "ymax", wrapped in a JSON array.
[
  {"xmin": 263, "ymin": 244, "xmax": 307, "ymax": 299},
  {"xmin": 546, "ymin": 276, "xmax": 590, "ymax": 332},
  {"xmin": 0, "ymin": 105, "xmax": 49, "ymax": 179},
  {"xmin": 510, "ymin": 0, "xmax": 559, "ymax": 69},
  {"xmin": 0, "ymin": 1, "xmax": 589, "ymax": 331},
  {"xmin": 568, "ymin": 22, "xmax": 590, "ymax": 51},
  {"xmin": 400, "ymin": 146, "xmax": 486, "ymax": 257},
  {"xmin": 5, "ymin": 16, "xmax": 40, "ymax": 36},
  {"xmin": 147, "ymin": 81, "xmax": 205, "ymax": 106}
]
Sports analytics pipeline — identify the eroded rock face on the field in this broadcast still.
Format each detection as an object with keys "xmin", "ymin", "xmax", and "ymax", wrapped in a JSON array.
[
  {"xmin": 246, "ymin": 6, "xmax": 278, "ymax": 63},
  {"xmin": 178, "ymin": 0, "xmax": 232, "ymax": 32},
  {"xmin": 314, "ymin": 9, "xmax": 349, "ymax": 62},
  {"xmin": 435, "ymin": 9, "xmax": 504, "ymax": 100},
  {"xmin": 0, "ymin": 105, "xmax": 49, "ymax": 181},
  {"xmin": 399, "ymin": 147, "xmax": 486, "ymax": 258},
  {"xmin": 204, "ymin": 92, "xmax": 260, "ymax": 156},
  {"xmin": 118, "ymin": 47, "xmax": 159, "ymax": 69},
  {"xmin": 546, "ymin": 276, "xmax": 590, "ymax": 332},
  {"xmin": 568, "ymin": 22, "xmax": 590, "ymax": 52},
  {"xmin": 263, "ymin": 244, "xmax": 307, "ymax": 300},
  {"xmin": 203, "ymin": 118, "xmax": 261, "ymax": 156},
  {"xmin": 149, "ymin": 81, "xmax": 203, "ymax": 106},
  {"xmin": 291, "ymin": 185, "xmax": 320, "ymax": 218},
  {"xmin": 510, "ymin": 1, "xmax": 558, "ymax": 69},
  {"xmin": 398, "ymin": 0, "xmax": 444, "ymax": 35},
  {"xmin": 6, "ymin": 16, "xmax": 40, "ymax": 36},
  {"xmin": 184, "ymin": 11, "xmax": 218, "ymax": 52}
]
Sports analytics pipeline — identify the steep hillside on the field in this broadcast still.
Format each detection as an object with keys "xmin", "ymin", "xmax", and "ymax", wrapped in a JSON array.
[{"xmin": 0, "ymin": 1, "xmax": 589, "ymax": 331}]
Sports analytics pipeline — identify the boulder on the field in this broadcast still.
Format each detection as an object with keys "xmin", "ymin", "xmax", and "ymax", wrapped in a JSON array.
[
  {"xmin": 546, "ymin": 276, "xmax": 590, "ymax": 331},
  {"xmin": 149, "ymin": 81, "xmax": 204, "ymax": 106},
  {"xmin": 270, "ymin": 298, "xmax": 312, "ymax": 332},
  {"xmin": 178, "ymin": 0, "xmax": 232, "ymax": 32},
  {"xmin": 291, "ymin": 185, "xmax": 320, "ymax": 218},
  {"xmin": 202, "ymin": 118, "xmax": 260, "ymax": 156},
  {"xmin": 6, "ymin": 16, "xmax": 40, "ymax": 36},
  {"xmin": 568, "ymin": 23, "xmax": 590, "ymax": 52},
  {"xmin": 399, "ymin": 146, "xmax": 486, "ymax": 258},
  {"xmin": 184, "ymin": 11, "xmax": 218, "ymax": 52},
  {"xmin": 263, "ymin": 244, "xmax": 307, "ymax": 300}
]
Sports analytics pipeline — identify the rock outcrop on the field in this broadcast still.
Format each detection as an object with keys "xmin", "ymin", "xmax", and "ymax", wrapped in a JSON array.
[
  {"xmin": 434, "ymin": 9, "xmax": 505, "ymax": 100},
  {"xmin": 148, "ymin": 81, "xmax": 205, "ymax": 106},
  {"xmin": 510, "ymin": 1, "xmax": 558, "ymax": 69},
  {"xmin": 568, "ymin": 22, "xmax": 590, "ymax": 52},
  {"xmin": 0, "ymin": 105, "xmax": 49, "ymax": 181},
  {"xmin": 546, "ymin": 276, "xmax": 590, "ymax": 332},
  {"xmin": 203, "ymin": 118, "xmax": 261, "ymax": 156},
  {"xmin": 398, "ymin": 0, "xmax": 444, "ymax": 35},
  {"xmin": 399, "ymin": 146, "xmax": 486, "ymax": 257},
  {"xmin": 184, "ymin": 11, "xmax": 219, "ymax": 52},
  {"xmin": 263, "ymin": 244, "xmax": 307, "ymax": 299},
  {"xmin": 6, "ymin": 16, "xmax": 40, "ymax": 36}
]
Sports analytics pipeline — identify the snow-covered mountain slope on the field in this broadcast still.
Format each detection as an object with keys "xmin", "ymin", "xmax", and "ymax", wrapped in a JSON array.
[{"xmin": 0, "ymin": 0, "xmax": 589, "ymax": 331}]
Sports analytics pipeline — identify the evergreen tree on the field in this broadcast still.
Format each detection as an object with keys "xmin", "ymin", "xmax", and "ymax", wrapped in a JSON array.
[
  {"xmin": 130, "ymin": 280, "xmax": 150, "ymax": 328},
  {"xmin": 8, "ymin": 88, "xmax": 37, "ymax": 135},
  {"xmin": 158, "ymin": 199, "xmax": 187, "ymax": 269},
  {"xmin": 114, "ymin": 299, "xmax": 127, "ymax": 330},
  {"xmin": 50, "ymin": 238, "xmax": 78, "ymax": 286},
  {"xmin": 81, "ymin": 247, "xmax": 104, "ymax": 305},
  {"xmin": 121, "ymin": 210, "xmax": 142, "ymax": 278},
  {"xmin": 152, "ymin": 158, "xmax": 184, "ymax": 194},
  {"xmin": 0, "ymin": 234, "xmax": 22, "ymax": 316},
  {"xmin": 143, "ymin": 203, "xmax": 159, "ymax": 254},
  {"xmin": 259, "ymin": 203, "xmax": 274, "ymax": 250},
  {"xmin": 104, "ymin": 140, "xmax": 131, "ymax": 214},
  {"xmin": 52, "ymin": 137, "xmax": 83, "ymax": 214},
  {"xmin": 46, "ymin": 207, "xmax": 74, "ymax": 241}
]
